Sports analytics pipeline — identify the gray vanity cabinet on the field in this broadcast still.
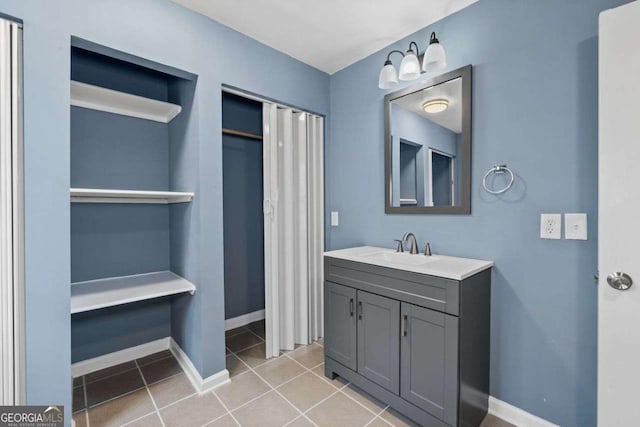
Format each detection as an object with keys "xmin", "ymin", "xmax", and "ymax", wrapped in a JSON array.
[
  {"xmin": 324, "ymin": 282, "xmax": 357, "ymax": 370},
  {"xmin": 401, "ymin": 303, "xmax": 458, "ymax": 425},
  {"xmin": 324, "ymin": 256, "xmax": 491, "ymax": 427},
  {"xmin": 357, "ymin": 291, "xmax": 400, "ymax": 393}
]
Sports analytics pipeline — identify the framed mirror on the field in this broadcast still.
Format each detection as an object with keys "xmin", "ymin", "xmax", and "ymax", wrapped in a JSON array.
[{"xmin": 385, "ymin": 65, "xmax": 471, "ymax": 214}]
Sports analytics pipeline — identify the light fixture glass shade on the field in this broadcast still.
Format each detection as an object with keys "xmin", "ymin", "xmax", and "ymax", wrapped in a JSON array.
[
  {"xmin": 422, "ymin": 42, "xmax": 446, "ymax": 72},
  {"xmin": 398, "ymin": 52, "xmax": 421, "ymax": 81},
  {"xmin": 422, "ymin": 99, "xmax": 449, "ymax": 114},
  {"xmin": 378, "ymin": 61, "xmax": 398, "ymax": 89}
]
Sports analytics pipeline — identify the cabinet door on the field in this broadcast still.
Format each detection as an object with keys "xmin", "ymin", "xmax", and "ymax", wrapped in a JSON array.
[
  {"xmin": 324, "ymin": 282, "xmax": 357, "ymax": 370},
  {"xmin": 400, "ymin": 302, "xmax": 459, "ymax": 425},
  {"xmin": 357, "ymin": 290, "xmax": 400, "ymax": 393}
]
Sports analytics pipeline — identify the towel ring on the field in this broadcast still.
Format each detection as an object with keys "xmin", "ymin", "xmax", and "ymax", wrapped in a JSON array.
[{"xmin": 482, "ymin": 165, "xmax": 514, "ymax": 195}]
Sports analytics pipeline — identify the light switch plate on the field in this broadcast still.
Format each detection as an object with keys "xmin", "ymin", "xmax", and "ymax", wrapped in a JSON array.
[
  {"xmin": 331, "ymin": 211, "xmax": 339, "ymax": 227},
  {"xmin": 540, "ymin": 214, "xmax": 561, "ymax": 239},
  {"xmin": 565, "ymin": 213, "xmax": 587, "ymax": 240}
]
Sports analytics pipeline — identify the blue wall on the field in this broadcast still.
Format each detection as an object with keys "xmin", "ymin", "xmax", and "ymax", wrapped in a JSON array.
[
  {"xmin": 222, "ymin": 93, "xmax": 265, "ymax": 320},
  {"xmin": 0, "ymin": 0, "xmax": 329, "ymax": 422},
  {"xmin": 327, "ymin": 0, "xmax": 627, "ymax": 425}
]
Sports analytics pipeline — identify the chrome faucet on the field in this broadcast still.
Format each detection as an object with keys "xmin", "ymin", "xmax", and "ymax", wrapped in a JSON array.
[
  {"xmin": 394, "ymin": 239, "xmax": 405, "ymax": 253},
  {"xmin": 402, "ymin": 232, "xmax": 419, "ymax": 255}
]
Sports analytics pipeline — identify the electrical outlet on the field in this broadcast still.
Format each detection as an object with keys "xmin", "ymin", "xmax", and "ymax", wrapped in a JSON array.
[
  {"xmin": 540, "ymin": 214, "xmax": 561, "ymax": 239},
  {"xmin": 565, "ymin": 213, "xmax": 587, "ymax": 240}
]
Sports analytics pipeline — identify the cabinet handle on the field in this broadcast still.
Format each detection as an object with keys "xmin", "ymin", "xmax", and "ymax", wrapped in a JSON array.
[
  {"xmin": 402, "ymin": 315, "xmax": 408, "ymax": 337},
  {"xmin": 349, "ymin": 298, "xmax": 354, "ymax": 317},
  {"xmin": 358, "ymin": 301, "xmax": 363, "ymax": 320}
]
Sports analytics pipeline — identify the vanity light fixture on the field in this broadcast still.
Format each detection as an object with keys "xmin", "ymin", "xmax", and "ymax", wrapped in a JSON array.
[
  {"xmin": 422, "ymin": 98, "xmax": 449, "ymax": 114},
  {"xmin": 378, "ymin": 32, "xmax": 446, "ymax": 90}
]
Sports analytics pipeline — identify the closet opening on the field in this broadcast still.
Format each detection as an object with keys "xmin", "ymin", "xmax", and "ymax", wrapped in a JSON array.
[
  {"xmin": 69, "ymin": 38, "xmax": 200, "ymax": 404},
  {"xmin": 222, "ymin": 88, "xmax": 325, "ymax": 366}
]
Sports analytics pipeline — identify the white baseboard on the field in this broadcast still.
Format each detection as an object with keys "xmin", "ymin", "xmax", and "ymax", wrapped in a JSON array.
[
  {"xmin": 169, "ymin": 338, "xmax": 230, "ymax": 393},
  {"xmin": 71, "ymin": 338, "xmax": 171, "ymax": 377},
  {"xmin": 489, "ymin": 396, "xmax": 559, "ymax": 427},
  {"xmin": 225, "ymin": 309, "xmax": 265, "ymax": 331},
  {"xmin": 71, "ymin": 337, "xmax": 229, "ymax": 395}
]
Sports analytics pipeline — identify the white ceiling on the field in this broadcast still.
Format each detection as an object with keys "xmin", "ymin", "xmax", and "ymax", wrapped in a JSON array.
[
  {"xmin": 171, "ymin": 0, "xmax": 478, "ymax": 74},
  {"xmin": 392, "ymin": 77, "xmax": 462, "ymax": 133}
]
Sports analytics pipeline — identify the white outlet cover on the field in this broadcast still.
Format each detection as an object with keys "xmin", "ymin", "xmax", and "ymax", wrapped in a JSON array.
[
  {"xmin": 331, "ymin": 211, "xmax": 339, "ymax": 227},
  {"xmin": 540, "ymin": 214, "xmax": 561, "ymax": 239},
  {"xmin": 565, "ymin": 213, "xmax": 587, "ymax": 240}
]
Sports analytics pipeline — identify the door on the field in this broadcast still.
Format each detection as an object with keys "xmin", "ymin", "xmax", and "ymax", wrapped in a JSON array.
[
  {"xmin": 598, "ymin": 2, "xmax": 640, "ymax": 425},
  {"xmin": 400, "ymin": 303, "xmax": 458, "ymax": 425},
  {"xmin": 430, "ymin": 150, "xmax": 453, "ymax": 206},
  {"xmin": 357, "ymin": 290, "xmax": 400, "ymax": 393},
  {"xmin": 324, "ymin": 282, "xmax": 357, "ymax": 370}
]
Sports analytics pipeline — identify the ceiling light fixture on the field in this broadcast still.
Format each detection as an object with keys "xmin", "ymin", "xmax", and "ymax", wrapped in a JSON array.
[
  {"xmin": 378, "ymin": 32, "xmax": 447, "ymax": 90},
  {"xmin": 422, "ymin": 99, "xmax": 449, "ymax": 114}
]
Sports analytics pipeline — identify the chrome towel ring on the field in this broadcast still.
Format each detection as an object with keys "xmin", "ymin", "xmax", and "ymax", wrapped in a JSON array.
[{"xmin": 482, "ymin": 165, "xmax": 514, "ymax": 195}]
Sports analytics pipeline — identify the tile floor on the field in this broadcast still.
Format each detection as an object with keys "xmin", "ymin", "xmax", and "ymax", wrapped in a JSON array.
[{"xmin": 73, "ymin": 320, "xmax": 514, "ymax": 427}]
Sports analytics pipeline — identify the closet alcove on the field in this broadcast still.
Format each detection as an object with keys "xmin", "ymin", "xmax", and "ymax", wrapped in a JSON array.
[{"xmin": 69, "ymin": 42, "xmax": 198, "ymax": 363}]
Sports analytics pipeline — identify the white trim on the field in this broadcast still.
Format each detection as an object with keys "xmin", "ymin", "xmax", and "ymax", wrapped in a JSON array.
[
  {"xmin": 169, "ymin": 338, "xmax": 230, "ymax": 393},
  {"xmin": 71, "ymin": 337, "xmax": 230, "ymax": 395},
  {"xmin": 488, "ymin": 396, "xmax": 559, "ymax": 427},
  {"xmin": 225, "ymin": 309, "xmax": 265, "ymax": 331},
  {"xmin": 71, "ymin": 338, "xmax": 171, "ymax": 378}
]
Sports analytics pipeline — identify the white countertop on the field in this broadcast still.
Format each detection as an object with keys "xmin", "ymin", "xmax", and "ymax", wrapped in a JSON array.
[{"xmin": 324, "ymin": 246, "xmax": 493, "ymax": 281}]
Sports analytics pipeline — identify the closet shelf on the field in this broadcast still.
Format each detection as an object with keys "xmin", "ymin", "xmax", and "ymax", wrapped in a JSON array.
[
  {"xmin": 222, "ymin": 128, "xmax": 263, "ymax": 141},
  {"xmin": 70, "ymin": 188, "xmax": 194, "ymax": 204},
  {"xmin": 70, "ymin": 81, "xmax": 182, "ymax": 123},
  {"xmin": 71, "ymin": 271, "xmax": 196, "ymax": 314}
]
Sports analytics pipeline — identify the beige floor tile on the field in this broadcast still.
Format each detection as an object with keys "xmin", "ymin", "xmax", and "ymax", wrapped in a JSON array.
[
  {"xmin": 226, "ymin": 353, "xmax": 249, "ymax": 377},
  {"xmin": 254, "ymin": 356, "xmax": 306, "ymax": 387},
  {"xmin": 235, "ymin": 343, "xmax": 267, "ymax": 368},
  {"xmin": 342, "ymin": 384, "xmax": 386, "ymax": 414},
  {"xmin": 379, "ymin": 408, "xmax": 421, "ymax": 427},
  {"xmin": 139, "ymin": 357, "xmax": 183, "ymax": 385},
  {"xmin": 247, "ymin": 320, "xmax": 265, "ymax": 331},
  {"xmin": 207, "ymin": 414, "xmax": 239, "ymax": 426},
  {"xmin": 480, "ymin": 414, "xmax": 517, "ymax": 427},
  {"xmin": 137, "ymin": 350, "xmax": 173, "ymax": 366},
  {"xmin": 232, "ymin": 391, "xmax": 299, "ymax": 427},
  {"xmin": 214, "ymin": 371, "xmax": 271, "ymax": 410},
  {"xmin": 85, "ymin": 361, "xmax": 137, "ymax": 383},
  {"xmin": 367, "ymin": 417, "xmax": 393, "ymax": 427},
  {"xmin": 306, "ymin": 392, "xmax": 377, "ymax": 427},
  {"xmin": 148, "ymin": 373, "xmax": 195, "ymax": 408},
  {"xmin": 73, "ymin": 411, "xmax": 88, "ymax": 427},
  {"xmin": 288, "ymin": 343, "xmax": 324, "ymax": 369},
  {"xmin": 316, "ymin": 338, "xmax": 324, "ymax": 346},
  {"xmin": 88, "ymin": 389, "xmax": 155, "ymax": 427},
  {"xmin": 277, "ymin": 371, "xmax": 336, "ymax": 412},
  {"xmin": 286, "ymin": 416, "xmax": 315, "ymax": 427},
  {"xmin": 86, "ymin": 369, "xmax": 145, "ymax": 407},
  {"xmin": 73, "ymin": 384, "xmax": 86, "ymax": 412},
  {"xmin": 73, "ymin": 377, "xmax": 83, "ymax": 387},
  {"xmin": 226, "ymin": 331, "xmax": 264, "ymax": 353},
  {"xmin": 311, "ymin": 363, "xmax": 348, "ymax": 389},
  {"xmin": 160, "ymin": 393, "xmax": 226, "ymax": 427},
  {"xmin": 125, "ymin": 412, "xmax": 163, "ymax": 427}
]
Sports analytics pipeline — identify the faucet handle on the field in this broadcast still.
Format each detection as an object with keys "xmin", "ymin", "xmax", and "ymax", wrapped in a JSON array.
[
  {"xmin": 394, "ymin": 239, "xmax": 405, "ymax": 253},
  {"xmin": 424, "ymin": 242, "xmax": 432, "ymax": 256}
]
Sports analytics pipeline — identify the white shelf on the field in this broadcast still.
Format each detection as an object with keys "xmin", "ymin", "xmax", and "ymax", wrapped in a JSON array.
[
  {"xmin": 70, "ymin": 81, "xmax": 182, "ymax": 123},
  {"xmin": 70, "ymin": 188, "xmax": 194, "ymax": 204},
  {"xmin": 71, "ymin": 271, "xmax": 196, "ymax": 314}
]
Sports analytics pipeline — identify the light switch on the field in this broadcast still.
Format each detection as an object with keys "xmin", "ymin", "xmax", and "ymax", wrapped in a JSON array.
[
  {"xmin": 565, "ymin": 213, "xmax": 587, "ymax": 240},
  {"xmin": 540, "ymin": 214, "xmax": 561, "ymax": 239},
  {"xmin": 331, "ymin": 211, "xmax": 339, "ymax": 227}
]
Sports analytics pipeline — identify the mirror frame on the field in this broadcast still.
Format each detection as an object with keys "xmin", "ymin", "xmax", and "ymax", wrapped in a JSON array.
[{"xmin": 384, "ymin": 64, "xmax": 472, "ymax": 214}]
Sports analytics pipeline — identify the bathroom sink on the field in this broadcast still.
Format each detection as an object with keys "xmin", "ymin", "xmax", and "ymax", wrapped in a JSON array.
[
  {"xmin": 324, "ymin": 246, "xmax": 494, "ymax": 280},
  {"xmin": 364, "ymin": 251, "xmax": 439, "ymax": 266}
]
